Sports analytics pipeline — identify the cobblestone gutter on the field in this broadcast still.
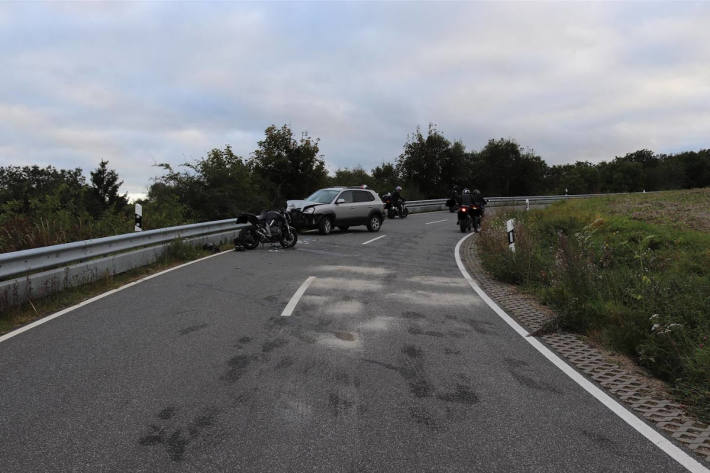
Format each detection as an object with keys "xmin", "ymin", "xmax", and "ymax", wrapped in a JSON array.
[{"xmin": 460, "ymin": 235, "xmax": 710, "ymax": 465}]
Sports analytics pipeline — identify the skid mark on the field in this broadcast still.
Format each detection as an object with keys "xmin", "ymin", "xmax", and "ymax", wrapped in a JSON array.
[
  {"xmin": 179, "ymin": 323, "xmax": 209, "ymax": 336},
  {"xmin": 504, "ymin": 358, "xmax": 563, "ymax": 394},
  {"xmin": 319, "ymin": 332, "xmax": 362, "ymax": 349}
]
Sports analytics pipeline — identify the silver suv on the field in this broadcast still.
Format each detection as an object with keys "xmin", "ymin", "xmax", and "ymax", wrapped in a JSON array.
[{"xmin": 287, "ymin": 187, "xmax": 385, "ymax": 234}]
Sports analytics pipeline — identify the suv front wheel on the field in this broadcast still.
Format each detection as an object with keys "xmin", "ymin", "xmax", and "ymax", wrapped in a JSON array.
[
  {"xmin": 319, "ymin": 216, "xmax": 333, "ymax": 235},
  {"xmin": 367, "ymin": 214, "xmax": 382, "ymax": 232}
]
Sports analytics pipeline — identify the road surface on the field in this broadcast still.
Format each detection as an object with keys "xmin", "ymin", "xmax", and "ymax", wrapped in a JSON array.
[{"xmin": 0, "ymin": 211, "xmax": 692, "ymax": 472}]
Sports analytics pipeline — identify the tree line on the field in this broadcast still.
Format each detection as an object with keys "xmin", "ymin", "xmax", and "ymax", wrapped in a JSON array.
[{"xmin": 1, "ymin": 123, "xmax": 709, "ymax": 251}]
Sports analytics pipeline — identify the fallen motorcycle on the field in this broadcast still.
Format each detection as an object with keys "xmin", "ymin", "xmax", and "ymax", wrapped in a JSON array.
[{"xmin": 234, "ymin": 210, "xmax": 298, "ymax": 250}]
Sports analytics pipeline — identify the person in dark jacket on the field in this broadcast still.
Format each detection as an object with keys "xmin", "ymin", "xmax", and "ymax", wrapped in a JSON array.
[{"xmin": 391, "ymin": 186, "xmax": 404, "ymax": 213}]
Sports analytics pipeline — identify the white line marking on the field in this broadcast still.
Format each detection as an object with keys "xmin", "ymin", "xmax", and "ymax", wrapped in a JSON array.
[
  {"xmin": 425, "ymin": 219, "xmax": 448, "ymax": 225},
  {"xmin": 362, "ymin": 235, "xmax": 387, "ymax": 245},
  {"xmin": 454, "ymin": 234, "xmax": 708, "ymax": 473},
  {"xmin": 0, "ymin": 250, "xmax": 231, "ymax": 345},
  {"xmin": 281, "ymin": 276, "xmax": 316, "ymax": 317}
]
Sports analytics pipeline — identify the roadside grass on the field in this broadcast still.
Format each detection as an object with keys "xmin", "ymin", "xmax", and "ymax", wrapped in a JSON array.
[
  {"xmin": 478, "ymin": 189, "xmax": 710, "ymax": 421},
  {"xmin": 0, "ymin": 239, "xmax": 230, "ymax": 336}
]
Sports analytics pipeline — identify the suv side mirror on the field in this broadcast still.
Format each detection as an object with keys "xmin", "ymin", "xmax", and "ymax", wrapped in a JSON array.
[{"xmin": 336, "ymin": 198, "xmax": 346, "ymax": 204}]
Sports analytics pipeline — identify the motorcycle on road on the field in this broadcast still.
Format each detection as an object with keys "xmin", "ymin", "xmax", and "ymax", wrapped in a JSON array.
[
  {"xmin": 382, "ymin": 193, "xmax": 409, "ymax": 219},
  {"xmin": 457, "ymin": 203, "xmax": 483, "ymax": 233},
  {"xmin": 235, "ymin": 210, "xmax": 298, "ymax": 250}
]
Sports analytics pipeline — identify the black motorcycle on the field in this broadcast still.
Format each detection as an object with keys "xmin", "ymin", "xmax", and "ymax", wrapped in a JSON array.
[
  {"xmin": 382, "ymin": 193, "xmax": 409, "ymax": 219},
  {"xmin": 235, "ymin": 210, "xmax": 298, "ymax": 250},
  {"xmin": 457, "ymin": 203, "xmax": 483, "ymax": 233}
]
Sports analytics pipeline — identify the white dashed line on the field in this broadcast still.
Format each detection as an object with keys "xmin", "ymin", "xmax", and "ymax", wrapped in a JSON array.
[
  {"xmin": 425, "ymin": 219, "xmax": 448, "ymax": 225},
  {"xmin": 281, "ymin": 276, "xmax": 316, "ymax": 317},
  {"xmin": 454, "ymin": 234, "xmax": 708, "ymax": 473},
  {"xmin": 362, "ymin": 235, "xmax": 387, "ymax": 245}
]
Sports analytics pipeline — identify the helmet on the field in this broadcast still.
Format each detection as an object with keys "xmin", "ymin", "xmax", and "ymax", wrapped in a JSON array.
[
  {"xmin": 395, "ymin": 186, "xmax": 402, "ymax": 192},
  {"xmin": 462, "ymin": 188, "xmax": 470, "ymax": 194},
  {"xmin": 473, "ymin": 189, "xmax": 481, "ymax": 195}
]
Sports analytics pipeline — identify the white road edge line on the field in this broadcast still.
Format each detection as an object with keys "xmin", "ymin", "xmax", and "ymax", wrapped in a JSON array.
[
  {"xmin": 281, "ymin": 276, "xmax": 316, "ymax": 317},
  {"xmin": 362, "ymin": 235, "xmax": 387, "ymax": 245},
  {"xmin": 0, "ymin": 250, "xmax": 232, "ymax": 345},
  {"xmin": 454, "ymin": 233, "xmax": 708, "ymax": 473},
  {"xmin": 425, "ymin": 219, "xmax": 448, "ymax": 225}
]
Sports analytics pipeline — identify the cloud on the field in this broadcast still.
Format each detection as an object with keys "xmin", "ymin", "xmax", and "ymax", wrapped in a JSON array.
[{"xmin": 0, "ymin": 2, "xmax": 708, "ymax": 194}]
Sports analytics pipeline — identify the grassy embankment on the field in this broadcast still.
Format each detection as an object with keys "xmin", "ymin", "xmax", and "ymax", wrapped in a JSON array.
[
  {"xmin": 478, "ymin": 189, "xmax": 710, "ymax": 421},
  {"xmin": 0, "ymin": 239, "xmax": 229, "ymax": 336}
]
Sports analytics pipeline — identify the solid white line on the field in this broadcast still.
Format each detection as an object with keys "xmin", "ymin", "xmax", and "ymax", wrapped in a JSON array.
[
  {"xmin": 454, "ymin": 234, "xmax": 708, "ymax": 473},
  {"xmin": 362, "ymin": 235, "xmax": 387, "ymax": 245},
  {"xmin": 0, "ymin": 250, "xmax": 232, "ymax": 345},
  {"xmin": 425, "ymin": 219, "xmax": 448, "ymax": 225},
  {"xmin": 281, "ymin": 276, "xmax": 316, "ymax": 317}
]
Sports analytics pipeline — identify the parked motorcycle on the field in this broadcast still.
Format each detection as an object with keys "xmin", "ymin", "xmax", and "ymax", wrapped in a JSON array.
[
  {"xmin": 457, "ymin": 204, "xmax": 483, "ymax": 233},
  {"xmin": 382, "ymin": 193, "xmax": 409, "ymax": 219},
  {"xmin": 234, "ymin": 210, "xmax": 298, "ymax": 250}
]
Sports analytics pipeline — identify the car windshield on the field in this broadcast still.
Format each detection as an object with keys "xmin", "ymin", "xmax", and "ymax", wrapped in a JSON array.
[{"xmin": 306, "ymin": 189, "xmax": 340, "ymax": 204}]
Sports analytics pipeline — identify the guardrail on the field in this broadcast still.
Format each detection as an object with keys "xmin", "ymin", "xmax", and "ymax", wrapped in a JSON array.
[
  {"xmin": 1, "ymin": 219, "xmax": 247, "ymax": 311},
  {"xmin": 405, "ymin": 193, "xmax": 590, "ymax": 213},
  {"xmin": 0, "ymin": 192, "xmax": 610, "ymax": 310}
]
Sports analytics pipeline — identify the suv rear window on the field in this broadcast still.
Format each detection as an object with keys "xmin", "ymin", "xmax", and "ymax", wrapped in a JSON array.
[{"xmin": 354, "ymin": 190, "xmax": 375, "ymax": 202}]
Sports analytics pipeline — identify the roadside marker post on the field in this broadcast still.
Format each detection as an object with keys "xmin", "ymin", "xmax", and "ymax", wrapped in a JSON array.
[
  {"xmin": 506, "ymin": 219, "xmax": 515, "ymax": 252},
  {"xmin": 525, "ymin": 198, "xmax": 530, "ymax": 211},
  {"xmin": 135, "ymin": 203, "xmax": 143, "ymax": 232}
]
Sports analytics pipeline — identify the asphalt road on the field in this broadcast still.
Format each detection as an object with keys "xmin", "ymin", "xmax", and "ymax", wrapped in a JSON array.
[{"xmin": 0, "ymin": 211, "xmax": 692, "ymax": 472}]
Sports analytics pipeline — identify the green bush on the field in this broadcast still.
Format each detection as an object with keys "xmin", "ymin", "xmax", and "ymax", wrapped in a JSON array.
[{"xmin": 478, "ymin": 194, "xmax": 710, "ymax": 421}]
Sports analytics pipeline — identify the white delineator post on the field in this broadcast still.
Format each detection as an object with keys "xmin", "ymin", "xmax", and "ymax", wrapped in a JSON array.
[
  {"xmin": 525, "ymin": 198, "xmax": 530, "ymax": 211},
  {"xmin": 506, "ymin": 218, "xmax": 515, "ymax": 252},
  {"xmin": 134, "ymin": 203, "xmax": 143, "ymax": 232}
]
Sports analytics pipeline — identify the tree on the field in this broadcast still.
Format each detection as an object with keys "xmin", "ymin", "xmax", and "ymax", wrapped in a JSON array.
[
  {"xmin": 87, "ymin": 160, "xmax": 128, "ymax": 216},
  {"xmin": 148, "ymin": 145, "xmax": 266, "ymax": 222},
  {"xmin": 250, "ymin": 124, "xmax": 328, "ymax": 207},
  {"xmin": 396, "ymin": 124, "xmax": 465, "ymax": 198}
]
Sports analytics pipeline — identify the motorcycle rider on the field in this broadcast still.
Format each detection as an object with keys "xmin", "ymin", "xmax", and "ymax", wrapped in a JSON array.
[
  {"xmin": 471, "ymin": 189, "xmax": 488, "ymax": 216},
  {"xmin": 457, "ymin": 188, "xmax": 473, "ymax": 225},
  {"xmin": 392, "ymin": 186, "xmax": 405, "ymax": 214}
]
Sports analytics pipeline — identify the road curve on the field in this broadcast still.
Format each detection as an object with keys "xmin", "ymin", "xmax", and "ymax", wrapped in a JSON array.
[{"xmin": 0, "ymin": 211, "xmax": 692, "ymax": 472}]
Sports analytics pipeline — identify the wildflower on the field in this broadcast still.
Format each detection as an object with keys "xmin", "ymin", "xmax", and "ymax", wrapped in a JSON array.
[
  {"xmin": 649, "ymin": 314, "xmax": 659, "ymax": 320},
  {"xmin": 651, "ymin": 324, "xmax": 661, "ymax": 332}
]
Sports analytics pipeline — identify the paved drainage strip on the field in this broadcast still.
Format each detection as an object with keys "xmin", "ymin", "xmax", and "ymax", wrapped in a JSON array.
[{"xmin": 460, "ymin": 237, "xmax": 710, "ymax": 464}]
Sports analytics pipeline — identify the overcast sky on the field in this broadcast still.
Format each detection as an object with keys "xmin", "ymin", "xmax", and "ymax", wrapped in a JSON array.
[{"xmin": 1, "ymin": 1, "xmax": 709, "ymax": 199}]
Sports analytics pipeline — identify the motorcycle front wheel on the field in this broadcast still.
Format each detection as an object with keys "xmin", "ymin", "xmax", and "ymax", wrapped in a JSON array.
[
  {"xmin": 280, "ymin": 226, "xmax": 298, "ymax": 248},
  {"xmin": 401, "ymin": 207, "xmax": 409, "ymax": 218},
  {"xmin": 460, "ymin": 218, "xmax": 470, "ymax": 233}
]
